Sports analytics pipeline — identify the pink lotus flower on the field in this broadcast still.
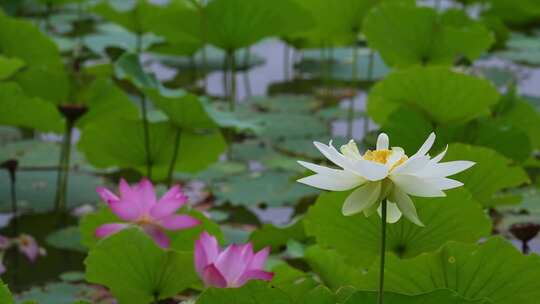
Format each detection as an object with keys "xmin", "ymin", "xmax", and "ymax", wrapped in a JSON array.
[
  {"xmin": 95, "ymin": 179, "xmax": 201, "ymax": 248},
  {"xmin": 194, "ymin": 232, "xmax": 273, "ymax": 288},
  {"xmin": 17, "ymin": 234, "xmax": 45, "ymax": 263}
]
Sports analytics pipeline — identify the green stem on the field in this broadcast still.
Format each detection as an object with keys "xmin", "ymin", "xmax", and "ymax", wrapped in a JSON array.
[
  {"xmin": 200, "ymin": 7, "xmax": 208, "ymax": 90},
  {"xmin": 55, "ymin": 120, "xmax": 74, "ymax": 212},
  {"xmin": 378, "ymin": 200, "xmax": 388, "ymax": 304},
  {"xmin": 228, "ymin": 50, "xmax": 237, "ymax": 111},
  {"xmin": 364, "ymin": 50, "xmax": 375, "ymax": 137},
  {"xmin": 243, "ymin": 47, "xmax": 252, "ymax": 98},
  {"xmin": 347, "ymin": 43, "xmax": 359, "ymax": 138},
  {"xmin": 284, "ymin": 44, "xmax": 290, "ymax": 81},
  {"xmin": 140, "ymin": 96, "xmax": 152, "ymax": 179},
  {"xmin": 167, "ymin": 129, "xmax": 182, "ymax": 187},
  {"xmin": 222, "ymin": 53, "xmax": 229, "ymax": 100}
]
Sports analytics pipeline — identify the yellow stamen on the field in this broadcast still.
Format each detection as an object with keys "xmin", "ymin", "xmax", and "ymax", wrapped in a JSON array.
[
  {"xmin": 363, "ymin": 149, "xmax": 392, "ymax": 164},
  {"xmin": 363, "ymin": 149, "xmax": 408, "ymax": 170}
]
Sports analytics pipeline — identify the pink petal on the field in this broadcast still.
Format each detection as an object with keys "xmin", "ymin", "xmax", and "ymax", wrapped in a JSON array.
[
  {"xmin": 248, "ymin": 247, "xmax": 270, "ymax": 271},
  {"xmin": 236, "ymin": 270, "xmax": 274, "ymax": 287},
  {"xmin": 0, "ymin": 235, "xmax": 10, "ymax": 250},
  {"xmin": 194, "ymin": 232, "xmax": 220, "ymax": 277},
  {"xmin": 142, "ymin": 225, "xmax": 170, "ymax": 248},
  {"xmin": 18, "ymin": 235, "xmax": 40, "ymax": 263},
  {"xmin": 118, "ymin": 178, "xmax": 132, "ymax": 197},
  {"xmin": 109, "ymin": 200, "xmax": 142, "ymax": 222},
  {"xmin": 157, "ymin": 214, "xmax": 200, "ymax": 231},
  {"xmin": 96, "ymin": 187, "xmax": 120, "ymax": 203},
  {"xmin": 202, "ymin": 264, "xmax": 228, "ymax": 288},
  {"xmin": 134, "ymin": 178, "xmax": 157, "ymax": 212},
  {"xmin": 215, "ymin": 244, "xmax": 249, "ymax": 284},
  {"xmin": 150, "ymin": 185, "xmax": 188, "ymax": 219},
  {"xmin": 95, "ymin": 223, "xmax": 129, "ymax": 239}
]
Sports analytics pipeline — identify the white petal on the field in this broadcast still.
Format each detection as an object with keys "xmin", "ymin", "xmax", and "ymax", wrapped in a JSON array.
[
  {"xmin": 342, "ymin": 182, "xmax": 381, "ymax": 216},
  {"xmin": 425, "ymin": 177, "xmax": 463, "ymax": 190},
  {"xmin": 390, "ymin": 174, "xmax": 446, "ymax": 197},
  {"xmin": 297, "ymin": 174, "xmax": 363, "ymax": 191},
  {"xmin": 351, "ymin": 159, "xmax": 389, "ymax": 181},
  {"xmin": 430, "ymin": 145, "xmax": 448, "ymax": 164},
  {"xmin": 378, "ymin": 201, "xmax": 402, "ymax": 223},
  {"xmin": 340, "ymin": 140, "xmax": 362, "ymax": 161},
  {"xmin": 411, "ymin": 132, "xmax": 436, "ymax": 158},
  {"xmin": 391, "ymin": 188, "xmax": 424, "ymax": 226},
  {"xmin": 377, "ymin": 133, "xmax": 389, "ymax": 150},
  {"xmin": 386, "ymin": 148, "xmax": 405, "ymax": 169},
  {"xmin": 428, "ymin": 161, "xmax": 475, "ymax": 178},
  {"xmin": 392, "ymin": 155, "xmax": 430, "ymax": 175},
  {"xmin": 313, "ymin": 141, "xmax": 352, "ymax": 170},
  {"xmin": 297, "ymin": 161, "xmax": 363, "ymax": 180}
]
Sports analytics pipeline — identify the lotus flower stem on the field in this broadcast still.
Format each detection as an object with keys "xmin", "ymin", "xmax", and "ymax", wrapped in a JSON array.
[
  {"xmin": 284, "ymin": 44, "xmax": 290, "ymax": 81},
  {"xmin": 140, "ymin": 96, "xmax": 153, "ymax": 179},
  {"xmin": 222, "ymin": 54, "xmax": 229, "ymax": 100},
  {"xmin": 228, "ymin": 50, "xmax": 237, "ymax": 111},
  {"xmin": 55, "ymin": 120, "xmax": 74, "ymax": 211},
  {"xmin": 243, "ymin": 47, "xmax": 252, "ymax": 98},
  {"xmin": 364, "ymin": 50, "xmax": 375, "ymax": 137},
  {"xmin": 347, "ymin": 42, "xmax": 359, "ymax": 138},
  {"xmin": 378, "ymin": 199, "xmax": 388, "ymax": 304},
  {"xmin": 167, "ymin": 128, "xmax": 182, "ymax": 187},
  {"xmin": 1, "ymin": 160, "xmax": 19, "ymax": 236}
]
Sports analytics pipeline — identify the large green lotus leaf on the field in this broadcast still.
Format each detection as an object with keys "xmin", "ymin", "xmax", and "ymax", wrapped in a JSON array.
[
  {"xmin": 76, "ymin": 77, "xmax": 140, "ymax": 128},
  {"xmin": 304, "ymin": 188, "xmax": 491, "ymax": 268},
  {"xmin": 469, "ymin": 120, "xmax": 532, "ymax": 163},
  {"xmin": 85, "ymin": 228, "xmax": 198, "ymax": 304},
  {"xmin": 114, "ymin": 52, "xmax": 159, "ymax": 89},
  {"xmin": 293, "ymin": 0, "xmax": 391, "ymax": 46},
  {"xmin": 92, "ymin": 0, "xmax": 155, "ymax": 34},
  {"xmin": 78, "ymin": 118, "xmax": 225, "ymax": 177},
  {"xmin": 213, "ymin": 170, "xmax": 319, "ymax": 207},
  {"xmin": 257, "ymin": 113, "xmax": 329, "ymax": 140},
  {"xmin": 367, "ymin": 67, "xmax": 499, "ymax": 125},
  {"xmin": 483, "ymin": 0, "xmax": 540, "ymax": 26},
  {"xmin": 496, "ymin": 33, "xmax": 540, "ymax": 66},
  {"xmin": 46, "ymin": 226, "xmax": 86, "ymax": 253},
  {"xmin": 304, "ymin": 245, "xmax": 363, "ymax": 290},
  {"xmin": 299, "ymin": 285, "xmax": 335, "ymax": 304},
  {"xmin": 271, "ymin": 264, "xmax": 319, "ymax": 302},
  {"xmin": 83, "ymin": 23, "xmax": 163, "ymax": 56},
  {"xmin": 0, "ymin": 281, "xmax": 11, "ymax": 304},
  {"xmin": 444, "ymin": 144, "xmax": 529, "ymax": 207},
  {"xmin": 0, "ymin": 169, "xmax": 102, "ymax": 212},
  {"xmin": 140, "ymin": 0, "xmax": 202, "ymax": 56},
  {"xmin": 0, "ymin": 82, "xmax": 63, "ymax": 132},
  {"xmin": 155, "ymin": 46, "xmax": 265, "ymax": 72},
  {"xmin": 17, "ymin": 282, "xmax": 92, "ymax": 304},
  {"xmin": 356, "ymin": 237, "xmax": 540, "ymax": 304},
  {"xmin": 249, "ymin": 218, "xmax": 307, "ymax": 252},
  {"xmin": 344, "ymin": 290, "xmax": 490, "ymax": 304},
  {"xmin": 0, "ymin": 140, "xmax": 89, "ymax": 168},
  {"xmin": 0, "ymin": 11, "xmax": 69, "ymax": 103},
  {"xmin": 80, "ymin": 205, "xmax": 223, "ymax": 251},
  {"xmin": 144, "ymin": 88, "xmax": 217, "ymax": 129},
  {"xmin": 380, "ymin": 107, "xmax": 433, "ymax": 154},
  {"xmin": 205, "ymin": 0, "xmax": 313, "ymax": 50},
  {"xmin": 496, "ymin": 97, "xmax": 540, "ymax": 149},
  {"xmin": 364, "ymin": 3, "xmax": 493, "ymax": 67},
  {"xmin": 295, "ymin": 48, "xmax": 390, "ymax": 81},
  {"xmin": 0, "ymin": 55, "xmax": 24, "ymax": 80},
  {"xmin": 196, "ymin": 280, "xmax": 290, "ymax": 304}
]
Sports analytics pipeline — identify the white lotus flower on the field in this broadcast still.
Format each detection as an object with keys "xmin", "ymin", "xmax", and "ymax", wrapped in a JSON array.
[{"xmin": 297, "ymin": 133, "xmax": 474, "ymax": 226}]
